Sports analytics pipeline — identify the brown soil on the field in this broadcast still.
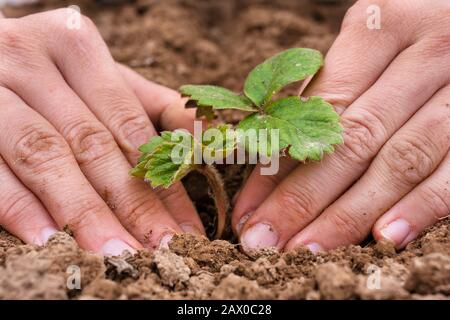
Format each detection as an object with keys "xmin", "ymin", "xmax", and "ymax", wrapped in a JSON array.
[
  {"xmin": 1, "ymin": 222, "xmax": 450, "ymax": 300},
  {"xmin": 1, "ymin": 0, "xmax": 449, "ymax": 300}
]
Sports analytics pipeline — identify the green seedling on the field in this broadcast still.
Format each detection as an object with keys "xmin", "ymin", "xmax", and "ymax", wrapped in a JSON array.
[{"xmin": 130, "ymin": 48, "xmax": 343, "ymax": 239}]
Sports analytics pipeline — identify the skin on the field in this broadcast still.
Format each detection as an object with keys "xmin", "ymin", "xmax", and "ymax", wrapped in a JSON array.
[
  {"xmin": 0, "ymin": 0, "xmax": 448, "ymax": 256},
  {"xmin": 0, "ymin": 9, "xmax": 205, "ymax": 255},
  {"xmin": 233, "ymin": 0, "xmax": 450, "ymax": 253}
]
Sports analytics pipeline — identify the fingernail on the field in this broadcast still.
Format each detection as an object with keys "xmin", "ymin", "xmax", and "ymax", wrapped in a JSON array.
[
  {"xmin": 236, "ymin": 212, "xmax": 252, "ymax": 235},
  {"xmin": 180, "ymin": 224, "xmax": 202, "ymax": 236},
  {"xmin": 101, "ymin": 239, "xmax": 136, "ymax": 256},
  {"xmin": 305, "ymin": 242, "xmax": 323, "ymax": 254},
  {"xmin": 380, "ymin": 219, "xmax": 411, "ymax": 246},
  {"xmin": 159, "ymin": 233, "xmax": 174, "ymax": 249},
  {"xmin": 241, "ymin": 223, "xmax": 279, "ymax": 251},
  {"xmin": 37, "ymin": 227, "xmax": 59, "ymax": 246}
]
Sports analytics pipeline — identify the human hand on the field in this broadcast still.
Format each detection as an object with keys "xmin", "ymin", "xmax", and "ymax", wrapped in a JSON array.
[
  {"xmin": 233, "ymin": 0, "xmax": 450, "ymax": 252},
  {"xmin": 0, "ymin": 9, "xmax": 204, "ymax": 255}
]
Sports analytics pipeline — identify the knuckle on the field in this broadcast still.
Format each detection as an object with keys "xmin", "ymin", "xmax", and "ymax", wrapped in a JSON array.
[
  {"xmin": 276, "ymin": 184, "xmax": 316, "ymax": 224},
  {"xmin": 419, "ymin": 4, "xmax": 450, "ymax": 46},
  {"xmin": 47, "ymin": 8, "xmax": 94, "ymax": 32},
  {"xmin": 419, "ymin": 186, "xmax": 450, "ymax": 220},
  {"xmin": 417, "ymin": 34, "xmax": 450, "ymax": 60},
  {"xmin": 154, "ymin": 184, "xmax": 182, "ymax": 203},
  {"xmin": 341, "ymin": 2, "xmax": 363, "ymax": 30},
  {"xmin": 261, "ymin": 173, "xmax": 285, "ymax": 190},
  {"xmin": 65, "ymin": 201, "xmax": 106, "ymax": 233},
  {"xmin": 98, "ymin": 88, "xmax": 153, "ymax": 145},
  {"xmin": 97, "ymin": 87, "xmax": 137, "ymax": 116},
  {"xmin": 342, "ymin": 0, "xmax": 387, "ymax": 30},
  {"xmin": 0, "ymin": 24, "xmax": 20, "ymax": 52},
  {"xmin": 327, "ymin": 208, "xmax": 366, "ymax": 244},
  {"xmin": 312, "ymin": 74, "xmax": 361, "ymax": 110},
  {"xmin": 0, "ymin": 23, "xmax": 42, "ymax": 77},
  {"xmin": 117, "ymin": 193, "xmax": 160, "ymax": 230},
  {"xmin": 0, "ymin": 190, "xmax": 36, "ymax": 226},
  {"xmin": 342, "ymin": 0, "xmax": 411, "ymax": 45},
  {"xmin": 62, "ymin": 25, "xmax": 90, "ymax": 47},
  {"xmin": 380, "ymin": 136, "xmax": 435, "ymax": 186},
  {"xmin": 337, "ymin": 112, "xmax": 384, "ymax": 166},
  {"xmin": 47, "ymin": 10, "xmax": 97, "ymax": 56},
  {"xmin": 14, "ymin": 125, "xmax": 71, "ymax": 173},
  {"xmin": 65, "ymin": 120, "xmax": 117, "ymax": 165},
  {"xmin": 0, "ymin": 21, "xmax": 23, "ymax": 49},
  {"xmin": 45, "ymin": 8, "xmax": 70, "ymax": 25},
  {"xmin": 115, "ymin": 112, "xmax": 151, "ymax": 146}
]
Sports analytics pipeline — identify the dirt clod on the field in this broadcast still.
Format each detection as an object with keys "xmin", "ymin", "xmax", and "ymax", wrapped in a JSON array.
[
  {"xmin": 105, "ymin": 251, "xmax": 139, "ymax": 279},
  {"xmin": 211, "ymin": 274, "xmax": 273, "ymax": 300},
  {"xmin": 315, "ymin": 263, "xmax": 356, "ymax": 300},
  {"xmin": 356, "ymin": 274, "xmax": 409, "ymax": 300},
  {"xmin": 169, "ymin": 234, "xmax": 244, "ymax": 272},
  {"xmin": 154, "ymin": 249, "xmax": 191, "ymax": 287},
  {"xmin": 187, "ymin": 272, "xmax": 216, "ymax": 299},
  {"xmin": 405, "ymin": 253, "xmax": 450, "ymax": 295}
]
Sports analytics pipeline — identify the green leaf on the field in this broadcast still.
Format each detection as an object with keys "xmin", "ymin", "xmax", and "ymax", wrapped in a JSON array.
[
  {"xmin": 131, "ymin": 126, "xmax": 239, "ymax": 188},
  {"xmin": 130, "ymin": 130, "xmax": 196, "ymax": 188},
  {"xmin": 195, "ymin": 105, "xmax": 216, "ymax": 120},
  {"xmin": 244, "ymin": 48, "xmax": 323, "ymax": 107},
  {"xmin": 138, "ymin": 136, "xmax": 163, "ymax": 155},
  {"xmin": 180, "ymin": 85, "xmax": 257, "ymax": 112},
  {"xmin": 237, "ymin": 96, "xmax": 343, "ymax": 161},
  {"xmin": 202, "ymin": 124, "xmax": 237, "ymax": 162}
]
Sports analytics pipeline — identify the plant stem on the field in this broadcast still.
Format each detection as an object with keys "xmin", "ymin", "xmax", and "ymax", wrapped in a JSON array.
[{"xmin": 194, "ymin": 164, "xmax": 228, "ymax": 239}]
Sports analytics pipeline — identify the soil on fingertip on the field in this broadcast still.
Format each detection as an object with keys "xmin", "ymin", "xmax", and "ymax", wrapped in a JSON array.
[{"xmin": 1, "ymin": 0, "xmax": 449, "ymax": 300}]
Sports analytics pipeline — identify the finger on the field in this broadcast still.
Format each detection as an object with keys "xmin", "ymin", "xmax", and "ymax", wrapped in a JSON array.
[
  {"xmin": 231, "ymin": 158, "xmax": 298, "ymax": 234},
  {"xmin": 117, "ymin": 63, "xmax": 198, "ymax": 132},
  {"xmin": 286, "ymin": 86, "xmax": 450, "ymax": 251},
  {"xmin": 373, "ymin": 152, "xmax": 449, "ymax": 249},
  {"xmin": 0, "ymin": 155, "xmax": 58, "ymax": 245},
  {"xmin": 0, "ymin": 86, "xmax": 141, "ymax": 255},
  {"xmin": 238, "ymin": 40, "xmax": 450, "ymax": 252},
  {"xmin": 232, "ymin": 1, "xmax": 410, "ymax": 235}
]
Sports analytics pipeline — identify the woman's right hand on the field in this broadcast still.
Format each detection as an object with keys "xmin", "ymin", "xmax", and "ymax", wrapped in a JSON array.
[{"xmin": 0, "ymin": 8, "xmax": 205, "ymax": 255}]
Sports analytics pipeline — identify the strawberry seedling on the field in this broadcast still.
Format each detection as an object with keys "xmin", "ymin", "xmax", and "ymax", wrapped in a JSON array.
[{"xmin": 130, "ymin": 48, "xmax": 343, "ymax": 239}]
